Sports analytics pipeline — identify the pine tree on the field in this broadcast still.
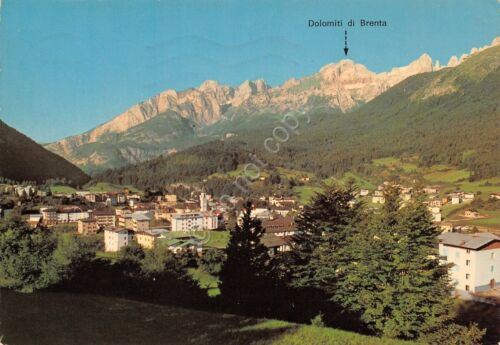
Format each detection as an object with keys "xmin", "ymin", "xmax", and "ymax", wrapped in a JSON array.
[
  {"xmin": 290, "ymin": 182, "xmax": 363, "ymax": 290},
  {"xmin": 334, "ymin": 187, "xmax": 482, "ymax": 340},
  {"xmin": 219, "ymin": 201, "xmax": 270, "ymax": 311},
  {"xmin": 388, "ymin": 195, "xmax": 455, "ymax": 338}
]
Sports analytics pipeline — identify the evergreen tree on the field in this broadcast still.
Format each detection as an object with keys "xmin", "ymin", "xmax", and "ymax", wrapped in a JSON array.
[
  {"xmin": 334, "ymin": 187, "xmax": 483, "ymax": 341},
  {"xmin": 290, "ymin": 182, "xmax": 363, "ymax": 290},
  {"xmin": 219, "ymin": 201, "xmax": 270, "ymax": 311}
]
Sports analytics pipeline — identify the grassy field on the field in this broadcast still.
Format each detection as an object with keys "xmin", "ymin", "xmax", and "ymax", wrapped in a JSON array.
[
  {"xmin": 0, "ymin": 289, "xmax": 418, "ymax": 345},
  {"xmin": 50, "ymin": 185, "xmax": 77, "ymax": 194},
  {"xmin": 169, "ymin": 230, "xmax": 230, "ymax": 249},
  {"xmin": 87, "ymin": 182, "xmax": 142, "ymax": 194},
  {"xmin": 423, "ymin": 168, "xmax": 471, "ymax": 183},
  {"xmin": 188, "ymin": 268, "xmax": 220, "ymax": 297},
  {"xmin": 293, "ymin": 186, "xmax": 323, "ymax": 204},
  {"xmin": 372, "ymin": 157, "xmax": 419, "ymax": 173},
  {"xmin": 466, "ymin": 210, "xmax": 500, "ymax": 227},
  {"xmin": 456, "ymin": 177, "xmax": 500, "ymax": 195},
  {"xmin": 441, "ymin": 203, "xmax": 467, "ymax": 218},
  {"xmin": 324, "ymin": 172, "xmax": 377, "ymax": 190}
]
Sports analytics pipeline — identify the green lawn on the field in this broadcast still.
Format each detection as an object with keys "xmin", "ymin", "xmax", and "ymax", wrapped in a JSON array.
[
  {"xmin": 50, "ymin": 185, "xmax": 77, "ymax": 194},
  {"xmin": 441, "ymin": 203, "xmax": 466, "ymax": 218},
  {"xmin": 271, "ymin": 325, "xmax": 417, "ymax": 345},
  {"xmin": 457, "ymin": 177, "xmax": 500, "ymax": 195},
  {"xmin": 372, "ymin": 157, "xmax": 418, "ymax": 173},
  {"xmin": 293, "ymin": 186, "xmax": 323, "ymax": 204},
  {"xmin": 423, "ymin": 168, "xmax": 471, "ymax": 183},
  {"xmin": 87, "ymin": 182, "xmax": 142, "ymax": 194},
  {"xmin": 467, "ymin": 210, "xmax": 500, "ymax": 228},
  {"xmin": 169, "ymin": 230, "xmax": 230, "ymax": 249},
  {"xmin": 325, "ymin": 172, "xmax": 376, "ymax": 190},
  {"xmin": 188, "ymin": 268, "xmax": 220, "ymax": 297}
]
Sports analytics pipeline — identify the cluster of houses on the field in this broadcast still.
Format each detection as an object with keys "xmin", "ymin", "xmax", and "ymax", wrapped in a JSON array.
[
  {"xmin": 21, "ymin": 188, "xmax": 299, "ymax": 256},
  {"xmin": 361, "ymin": 182, "xmax": 481, "ymax": 225},
  {"xmin": 4, "ymin": 180, "xmax": 499, "ymax": 297}
]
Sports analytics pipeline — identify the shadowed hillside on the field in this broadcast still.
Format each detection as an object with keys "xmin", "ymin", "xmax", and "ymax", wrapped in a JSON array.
[{"xmin": 0, "ymin": 120, "xmax": 90, "ymax": 186}]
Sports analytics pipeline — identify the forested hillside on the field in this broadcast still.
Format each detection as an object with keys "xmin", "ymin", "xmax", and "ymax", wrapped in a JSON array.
[
  {"xmin": 94, "ymin": 45, "xmax": 500, "ymax": 189},
  {"xmin": 0, "ymin": 120, "xmax": 90, "ymax": 186}
]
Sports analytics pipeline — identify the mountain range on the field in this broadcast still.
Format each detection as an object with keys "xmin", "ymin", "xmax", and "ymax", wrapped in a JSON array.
[
  {"xmin": 95, "ymin": 43, "xmax": 500, "ymax": 190},
  {"xmin": 0, "ymin": 120, "xmax": 90, "ymax": 186},
  {"xmin": 46, "ymin": 48, "xmax": 448, "ymax": 173}
]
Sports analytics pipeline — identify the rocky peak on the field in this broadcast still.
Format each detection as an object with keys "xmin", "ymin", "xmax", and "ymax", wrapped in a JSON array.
[{"xmin": 198, "ymin": 80, "xmax": 223, "ymax": 92}]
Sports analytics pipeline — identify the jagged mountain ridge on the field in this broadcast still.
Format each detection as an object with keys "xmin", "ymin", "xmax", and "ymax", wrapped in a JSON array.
[
  {"xmin": 94, "ymin": 44, "xmax": 500, "ymax": 189},
  {"xmin": 45, "ymin": 37, "xmax": 500, "ymax": 173}
]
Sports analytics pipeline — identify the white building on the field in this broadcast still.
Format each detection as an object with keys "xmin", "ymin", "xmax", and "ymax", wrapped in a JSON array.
[
  {"xmin": 439, "ymin": 232, "xmax": 500, "ymax": 294},
  {"xmin": 199, "ymin": 192, "xmax": 209, "ymax": 212},
  {"xmin": 104, "ymin": 228, "xmax": 135, "ymax": 252},
  {"xmin": 171, "ymin": 212, "xmax": 218, "ymax": 231},
  {"xmin": 428, "ymin": 206, "xmax": 442, "ymax": 222}
]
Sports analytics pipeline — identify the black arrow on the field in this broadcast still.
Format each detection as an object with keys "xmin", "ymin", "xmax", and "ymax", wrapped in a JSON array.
[{"xmin": 344, "ymin": 30, "xmax": 349, "ymax": 56}]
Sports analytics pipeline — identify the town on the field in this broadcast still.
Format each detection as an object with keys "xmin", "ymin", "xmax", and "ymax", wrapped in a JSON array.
[{"xmin": 1, "ymin": 179, "xmax": 498, "ymax": 300}]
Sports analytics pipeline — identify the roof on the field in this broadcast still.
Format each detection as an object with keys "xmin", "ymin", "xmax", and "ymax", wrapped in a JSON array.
[
  {"xmin": 92, "ymin": 208, "xmax": 116, "ymax": 216},
  {"xmin": 79, "ymin": 218, "xmax": 97, "ymax": 223},
  {"xmin": 261, "ymin": 234, "xmax": 288, "ymax": 248},
  {"xmin": 132, "ymin": 213, "xmax": 151, "ymax": 221},
  {"xmin": 104, "ymin": 227, "xmax": 134, "ymax": 235},
  {"xmin": 135, "ymin": 231, "xmax": 158, "ymax": 238},
  {"xmin": 439, "ymin": 232, "xmax": 500, "ymax": 250},
  {"xmin": 262, "ymin": 216, "xmax": 296, "ymax": 233}
]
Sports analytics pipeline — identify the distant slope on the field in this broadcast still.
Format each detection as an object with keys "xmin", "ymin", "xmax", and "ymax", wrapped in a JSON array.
[
  {"xmin": 0, "ymin": 120, "xmax": 90, "ymax": 186},
  {"xmin": 94, "ymin": 45, "xmax": 500, "ymax": 189}
]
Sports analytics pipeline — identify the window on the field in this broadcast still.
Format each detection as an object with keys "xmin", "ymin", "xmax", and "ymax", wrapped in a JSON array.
[
  {"xmin": 466, "ymin": 249, "xmax": 470, "ymax": 254},
  {"xmin": 492, "ymin": 253, "xmax": 496, "ymax": 259},
  {"xmin": 492, "ymin": 266, "xmax": 495, "ymax": 273},
  {"xmin": 465, "ymin": 285, "xmax": 470, "ymax": 291},
  {"xmin": 466, "ymin": 259, "xmax": 470, "ymax": 266},
  {"xmin": 466, "ymin": 273, "xmax": 470, "ymax": 280},
  {"xmin": 456, "ymin": 251, "xmax": 460, "ymax": 258}
]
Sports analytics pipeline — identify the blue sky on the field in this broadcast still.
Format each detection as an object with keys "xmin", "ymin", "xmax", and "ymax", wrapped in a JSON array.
[{"xmin": 0, "ymin": 0, "xmax": 499, "ymax": 143}]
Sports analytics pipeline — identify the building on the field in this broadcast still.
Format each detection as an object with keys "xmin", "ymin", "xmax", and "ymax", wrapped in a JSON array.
[
  {"xmin": 438, "ymin": 232, "xmax": 500, "ymax": 294},
  {"xmin": 40, "ymin": 207, "xmax": 58, "ymax": 226},
  {"xmin": 28, "ymin": 214, "xmax": 43, "ymax": 227},
  {"xmin": 489, "ymin": 193, "xmax": 500, "ymax": 200},
  {"xmin": 429, "ymin": 199, "xmax": 443, "ymax": 207},
  {"xmin": 104, "ymin": 228, "xmax": 135, "ymax": 252},
  {"xmin": 135, "ymin": 231, "xmax": 158, "ymax": 249},
  {"xmin": 118, "ymin": 213, "xmax": 134, "ymax": 229},
  {"xmin": 450, "ymin": 194, "xmax": 461, "ymax": 205},
  {"xmin": 92, "ymin": 208, "xmax": 116, "ymax": 228},
  {"xmin": 359, "ymin": 189, "xmax": 370, "ymax": 197},
  {"xmin": 428, "ymin": 206, "xmax": 442, "ymax": 222},
  {"xmin": 262, "ymin": 216, "xmax": 297, "ymax": 237},
  {"xmin": 372, "ymin": 191, "xmax": 385, "ymax": 204},
  {"xmin": 56, "ymin": 206, "xmax": 90, "ymax": 223},
  {"xmin": 440, "ymin": 222, "xmax": 454, "ymax": 233},
  {"xmin": 132, "ymin": 213, "xmax": 151, "ymax": 232},
  {"xmin": 199, "ymin": 192, "xmax": 209, "ymax": 212},
  {"xmin": 464, "ymin": 209, "xmax": 480, "ymax": 218},
  {"xmin": 84, "ymin": 193, "xmax": 97, "ymax": 203},
  {"xmin": 78, "ymin": 219, "xmax": 99, "ymax": 235},
  {"xmin": 171, "ymin": 212, "xmax": 219, "ymax": 231},
  {"xmin": 463, "ymin": 193, "xmax": 475, "ymax": 201},
  {"xmin": 261, "ymin": 234, "xmax": 291, "ymax": 255},
  {"xmin": 164, "ymin": 237, "xmax": 204, "ymax": 254}
]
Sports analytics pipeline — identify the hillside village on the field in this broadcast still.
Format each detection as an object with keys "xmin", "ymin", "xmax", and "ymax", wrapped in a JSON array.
[{"xmin": 1, "ymin": 176, "xmax": 499, "ymax": 301}]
